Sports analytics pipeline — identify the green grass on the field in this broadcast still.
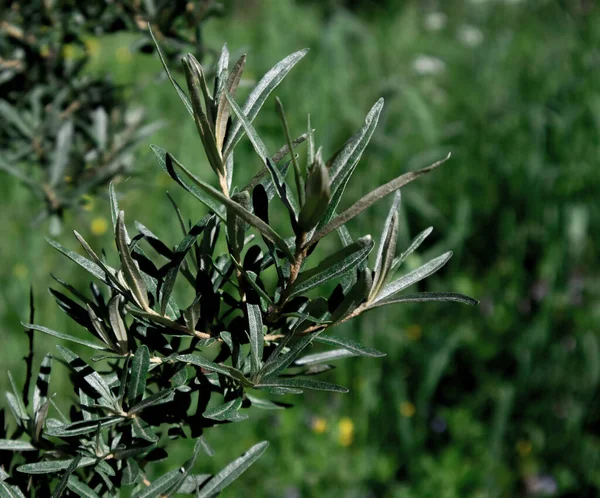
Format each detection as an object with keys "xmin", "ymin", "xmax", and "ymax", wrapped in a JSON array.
[{"xmin": 1, "ymin": 0, "xmax": 599, "ymax": 496}]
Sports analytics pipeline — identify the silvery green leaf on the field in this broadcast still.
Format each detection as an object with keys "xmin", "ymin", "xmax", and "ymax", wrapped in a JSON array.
[
  {"xmin": 33, "ymin": 353, "xmax": 52, "ymax": 415},
  {"xmin": 291, "ymin": 236, "xmax": 373, "ymax": 297},
  {"xmin": 161, "ymin": 216, "xmax": 210, "ymax": 315},
  {"xmin": 294, "ymin": 349, "xmax": 358, "ymax": 366},
  {"xmin": 17, "ymin": 457, "xmax": 98, "ymax": 474},
  {"xmin": 223, "ymin": 48, "xmax": 309, "ymax": 157},
  {"xmin": 57, "ymin": 346, "xmax": 117, "ymax": 407},
  {"xmin": 330, "ymin": 269, "xmax": 372, "ymax": 324},
  {"xmin": 0, "ymin": 481, "xmax": 26, "ymax": 498},
  {"xmin": 49, "ymin": 119, "xmax": 73, "ymax": 188},
  {"xmin": 45, "ymin": 417, "xmax": 123, "ymax": 438},
  {"xmin": 0, "ymin": 440, "xmax": 36, "ymax": 451},
  {"xmin": 318, "ymin": 99, "xmax": 384, "ymax": 227},
  {"xmin": 128, "ymin": 388, "xmax": 175, "ymax": 415},
  {"xmin": 167, "ymin": 153, "xmax": 295, "ymax": 261},
  {"xmin": 122, "ymin": 459, "xmax": 141, "ymax": 486},
  {"xmin": 46, "ymin": 238, "xmax": 107, "ymax": 283},
  {"xmin": 51, "ymin": 454, "xmax": 81, "ymax": 498},
  {"xmin": 215, "ymin": 43, "xmax": 230, "ymax": 99},
  {"xmin": 181, "ymin": 56, "xmax": 223, "ymax": 175},
  {"xmin": 275, "ymin": 97, "xmax": 304, "ymax": 205},
  {"xmin": 390, "ymin": 226, "xmax": 434, "ymax": 273},
  {"xmin": 116, "ymin": 211, "xmax": 150, "ymax": 311},
  {"xmin": 66, "ymin": 475, "xmax": 100, "ymax": 498},
  {"xmin": 375, "ymin": 251, "xmax": 453, "ymax": 303},
  {"xmin": 133, "ymin": 468, "xmax": 182, "ymax": 498},
  {"xmin": 247, "ymin": 303, "xmax": 264, "ymax": 376},
  {"xmin": 108, "ymin": 296, "xmax": 128, "ymax": 353},
  {"xmin": 369, "ymin": 191, "xmax": 401, "ymax": 300},
  {"xmin": 216, "ymin": 54, "xmax": 246, "ymax": 152},
  {"xmin": 151, "ymin": 145, "xmax": 226, "ymax": 221},
  {"xmin": 174, "ymin": 475, "xmax": 211, "ymax": 494},
  {"xmin": 175, "ymin": 354, "xmax": 242, "ymax": 380},
  {"xmin": 265, "ymin": 158, "xmax": 299, "ymax": 218},
  {"xmin": 203, "ymin": 397, "xmax": 247, "ymax": 422},
  {"xmin": 22, "ymin": 323, "xmax": 108, "ymax": 351},
  {"xmin": 148, "ymin": 25, "xmax": 193, "ymax": 117},
  {"xmin": 259, "ymin": 332, "xmax": 320, "ymax": 379},
  {"xmin": 72, "ymin": 232, "xmax": 124, "ymax": 292},
  {"xmin": 368, "ymin": 292, "xmax": 479, "ymax": 308},
  {"xmin": 128, "ymin": 345, "xmax": 149, "ymax": 407},
  {"xmin": 132, "ymin": 418, "xmax": 158, "ymax": 442},
  {"xmin": 196, "ymin": 441, "xmax": 269, "ymax": 498},
  {"xmin": 256, "ymin": 378, "xmax": 348, "ymax": 393},
  {"xmin": 307, "ymin": 154, "xmax": 450, "ymax": 249},
  {"xmin": 164, "ymin": 438, "xmax": 206, "ymax": 496},
  {"xmin": 109, "ymin": 182, "xmax": 119, "ymax": 231},
  {"xmin": 87, "ymin": 305, "xmax": 118, "ymax": 352},
  {"xmin": 314, "ymin": 335, "xmax": 385, "ymax": 357}
]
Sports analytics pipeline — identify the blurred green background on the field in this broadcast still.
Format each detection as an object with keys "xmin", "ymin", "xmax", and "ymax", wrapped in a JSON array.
[{"xmin": 2, "ymin": 0, "xmax": 599, "ymax": 496}]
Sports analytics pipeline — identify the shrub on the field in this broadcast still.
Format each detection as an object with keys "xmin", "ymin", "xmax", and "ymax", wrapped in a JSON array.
[
  {"xmin": 0, "ymin": 1, "xmax": 223, "ymax": 232},
  {"xmin": 0, "ymin": 29, "xmax": 477, "ymax": 496}
]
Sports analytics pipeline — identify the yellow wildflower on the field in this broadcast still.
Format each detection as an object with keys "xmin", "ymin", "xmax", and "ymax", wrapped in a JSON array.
[
  {"xmin": 115, "ymin": 47, "xmax": 133, "ymax": 64},
  {"xmin": 90, "ymin": 217, "xmax": 108, "ymax": 236},
  {"xmin": 406, "ymin": 324, "xmax": 422, "ymax": 341},
  {"xmin": 13, "ymin": 264, "xmax": 28, "ymax": 279},
  {"xmin": 400, "ymin": 401, "xmax": 416, "ymax": 418},
  {"xmin": 311, "ymin": 417, "xmax": 327, "ymax": 434},
  {"xmin": 338, "ymin": 417, "xmax": 354, "ymax": 447},
  {"xmin": 516, "ymin": 440, "xmax": 532, "ymax": 457}
]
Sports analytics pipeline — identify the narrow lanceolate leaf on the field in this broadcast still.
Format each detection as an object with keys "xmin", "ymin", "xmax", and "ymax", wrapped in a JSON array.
[
  {"xmin": 128, "ymin": 345, "xmax": 149, "ymax": 407},
  {"xmin": 23, "ymin": 323, "xmax": 108, "ymax": 351},
  {"xmin": 215, "ymin": 43, "xmax": 230, "ymax": 99},
  {"xmin": 128, "ymin": 388, "xmax": 175, "ymax": 415},
  {"xmin": 116, "ymin": 211, "xmax": 150, "ymax": 311},
  {"xmin": 46, "ymin": 238, "xmax": 106, "ymax": 282},
  {"xmin": 49, "ymin": 119, "xmax": 73, "ymax": 188},
  {"xmin": 52, "ymin": 454, "xmax": 81, "ymax": 498},
  {"xmin": 17, "ymin": 457, "xmax": 98, "ymax": 474},
  {"xmin": 319, "ymin": 99, "xmax": 384, "ymax": 227},
  {"xmin": 148, "ymin": 25, "xmax": 193, "ymax": 117},
  {"xmin": 133, "ymin": 468, "xmax": 182, "ymax": 498},
  {"xmin": 57, "ymin": 346, "xmax": 116, "ymax": 406},
  {"xmin": 256, "ymin": 378, "xmax": 349, "ymax": 393},
  {"xmin": 203, "ymin": 397, "xmax": 247, "ymax": 422},
  {"xmin": 391, "ymin": 226, "xmax": 434, "ymax": 273},
  {"xmin": 0, "ymin": 481, "xmax": 26, "ymax": 498},
  {"xmin": 66, "ymin": 476, "xmax": 100, "ymax": 498},
  {"xmin": 223, "ymin": 48, "xmax": 309, "ymax": 157},
  {"xmin": 259, "ymin": 332, "xmax": 320, "ymax": 379},
  {"xmin": 72, "ymin": 232, "xmax": 122, "ymax": 291},
  {"xmin": 216, "ymin": 54, "xmax": 246, "ymax": 152},
  {"xmin": 368, "ymin": 292, "xmax": 479, "ymax": 309},
  {"xmin": 247, "ymin": 304, "xmax": 264, "ymax": 376},
  {"xmin": 0, "ymin": 440, "xmax": 36, "ymax": 451},
  {"xmin": 275, "ymin": 97, "xmax": 305, "ymax": 205},
  {"xmin": 108, "ymin": 297, "xmax": 128, "ymax": 353},
  {"xmin": 6, "ymin": 373, "xmax": 28, "ymax": 425},
  {"xmin": 161, "ymin": 216, "xmax": 210, "ymax": 315},
  {"xmin": 175, "ymin": 354, "xmax": 238, "ymax": 379},
  {"xmin": 375, "ymin": 251, "xmax": 454, "ymax": 303},
  {"xmin": 370, "ymin": 191, "xmax": 401, "ymax": 300},
  {"xmin": 165, "ymin": 438, "xmax": 206, "ymax": 497},
  {"xmin": 151, "ymin": 145, "xmax": 226, "ymax": 221},
  {"xmin": 291, "ymin": 236, "xmax": 374, "ymax": 297},
  {"xmin": 306, "ymin": 154, "xmax": 451, "ymax": 249},
  {"xmin": 33, "ymin": 353, "xmax": 52, "ymax": 415},
  {"xmin": 167, "ymin": 153, "xmax": 295, "ymax": 261},
  {"xmin": 314, "ymin": 335, "xmax": 385, "ymax": 357},
  {"xmin": 109, "ymin": 182, "xmax": 119, "ymax": 231},
  {"xmin": 265, "ymin": 157, "xmax": 299, "ymax": 218},
  {"xmin": 295, "ymin": 349, "xmax": 359, "ymax": 366},
  {"xmin": 196, "ymin": 442, "xmax": 269, "ymax": 498},
  {"xmin": 182, "ymin": 56, "xmax": 223, "ymax": 175}
]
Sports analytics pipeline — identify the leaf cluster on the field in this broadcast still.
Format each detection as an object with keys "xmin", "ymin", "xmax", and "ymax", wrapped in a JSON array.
[{"xmin": 0, "ymin": 29, "xmax": 476, "ymax": 496}]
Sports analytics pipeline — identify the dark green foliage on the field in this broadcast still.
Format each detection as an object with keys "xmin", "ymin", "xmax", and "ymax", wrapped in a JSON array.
[{"xmin": 0, "ymin": 29, "xmax": 475, "ymax": 496}]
